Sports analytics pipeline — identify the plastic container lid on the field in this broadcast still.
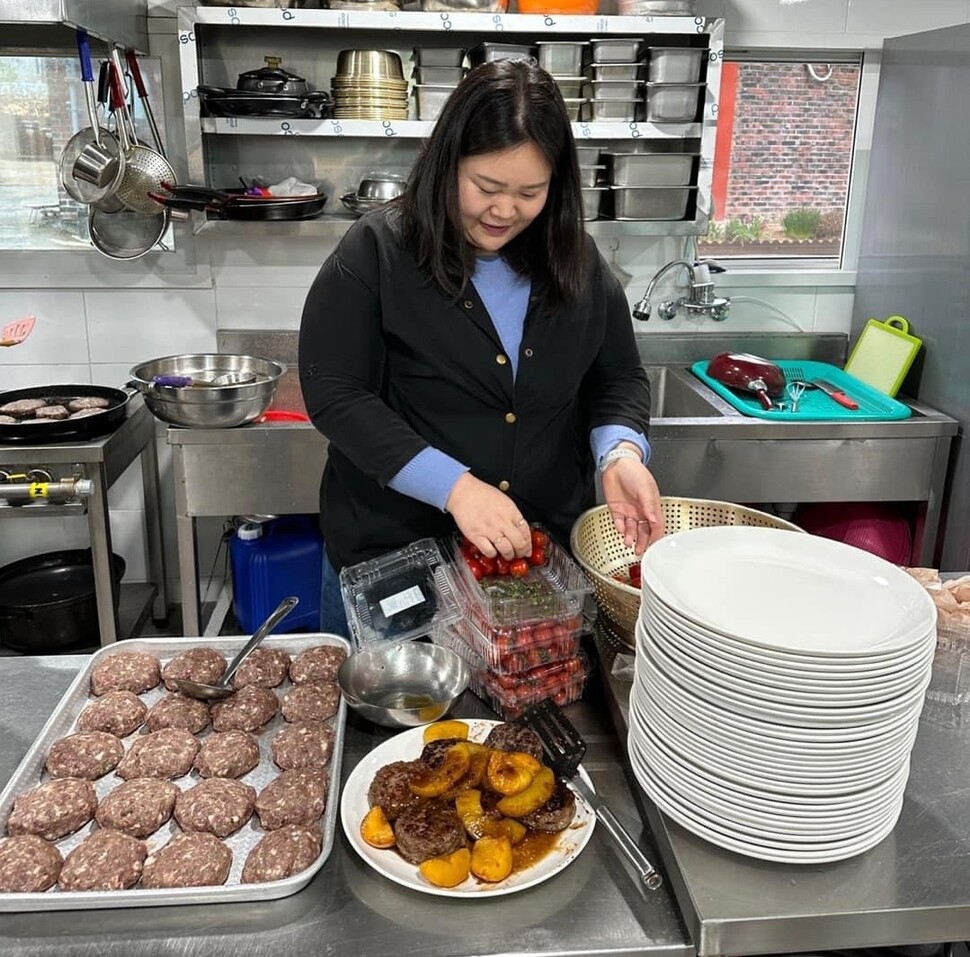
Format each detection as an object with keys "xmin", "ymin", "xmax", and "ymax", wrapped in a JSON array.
[
  {"xmin": 339, "ymin": 537, "xmax": 461, "ymax": 649},
  {"xmin": 236, "ymin": 523, "xmax": 263, "ymax": 541}
]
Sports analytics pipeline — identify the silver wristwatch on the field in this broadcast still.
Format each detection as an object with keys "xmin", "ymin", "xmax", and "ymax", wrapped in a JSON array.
[{"xmin": 599, "ymin": 447, "xmax": 642, "ymax": 474}]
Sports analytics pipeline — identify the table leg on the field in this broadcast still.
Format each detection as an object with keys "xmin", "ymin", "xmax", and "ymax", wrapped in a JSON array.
[
  {"xmin": 86, "ymin": 462, "xmax": 119, "ymax": 646},
  {"xmin": 139, "ymin": 429, "xmax": 169, "ymax": 623},
  {"xmin": 177, "ymin": 512, "xmax": 201, "ymax": 636}
]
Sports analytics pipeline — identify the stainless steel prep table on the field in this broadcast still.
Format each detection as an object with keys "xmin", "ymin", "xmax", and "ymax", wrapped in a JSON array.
[
  {"xmin": 0, "ymin": 654, "xmax": 689, "ymax": 957},
  {"xmin": 596, "ymin": 630, "xmax": 970, "ymax": 957}
]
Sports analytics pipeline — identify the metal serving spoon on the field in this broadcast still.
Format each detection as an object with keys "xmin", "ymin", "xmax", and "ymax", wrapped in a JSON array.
[{"xmin": 171, "ymin": 596, "xmax": 298, "ymax": 700}]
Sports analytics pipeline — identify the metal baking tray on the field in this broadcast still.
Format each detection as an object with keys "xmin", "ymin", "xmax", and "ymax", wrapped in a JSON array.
[{"xmin": 0, "ymin": 633, "xmax": 350, "ymax": 911}]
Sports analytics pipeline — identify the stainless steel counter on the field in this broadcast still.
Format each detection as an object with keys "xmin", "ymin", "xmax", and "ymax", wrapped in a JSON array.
[
  {"xmin": 595, "ymin": 631, "xmax": 970, "ymax": 957},
  {"xmin": 0, "ymin": 654, "xmax": 689, "ymax": 957}
]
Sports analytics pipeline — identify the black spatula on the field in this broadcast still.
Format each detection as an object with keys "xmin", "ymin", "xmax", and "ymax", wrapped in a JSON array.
[{"xmin": 518, "ymin": 699, "xmax": 663, "ymax": 890}]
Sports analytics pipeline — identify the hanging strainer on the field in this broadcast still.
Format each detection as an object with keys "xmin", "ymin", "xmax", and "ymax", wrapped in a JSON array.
[{"xmin": 88, "ymin": 205, "xmax": 170, "ymax": 261}]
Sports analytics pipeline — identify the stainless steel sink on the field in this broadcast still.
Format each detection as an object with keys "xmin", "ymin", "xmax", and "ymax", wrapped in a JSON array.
[{"xmin": 646, "ymin": 365, "xmax": 734, "ymax": 418}]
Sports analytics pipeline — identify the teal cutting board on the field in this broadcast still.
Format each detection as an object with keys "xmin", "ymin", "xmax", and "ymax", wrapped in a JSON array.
[{"xmin": 690, "ymin": 359, "xmax": 913, "ymax": 421}]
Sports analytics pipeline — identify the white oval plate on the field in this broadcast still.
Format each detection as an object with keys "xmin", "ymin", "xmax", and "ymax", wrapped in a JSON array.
[{"xmin": 340, "ymin": 718, "xmax": 596, "ymax": 897}]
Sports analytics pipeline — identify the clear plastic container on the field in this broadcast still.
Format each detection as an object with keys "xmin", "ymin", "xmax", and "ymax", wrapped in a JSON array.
[
  {"xmin": 923, "ymin": 647, "xmax": 970, "ymax": 728},
  {"xmin": 339, "ymin": 537, "xmax": 461, "ymax": 648}
]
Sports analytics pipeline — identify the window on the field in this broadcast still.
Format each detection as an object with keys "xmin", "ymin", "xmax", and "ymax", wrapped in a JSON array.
[
  {"xmin": 697, "ymin": 54, "xmax": 862, "ymax": 264},
  {"xmin": 0, "ymin": 54, "xmax": 165, "ymax": 252}
]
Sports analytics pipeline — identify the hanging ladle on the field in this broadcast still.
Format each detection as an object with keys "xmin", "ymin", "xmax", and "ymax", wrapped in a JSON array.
[{"xmin": 171, "ymin": 596, "xmax": 298, "ymax": 701}]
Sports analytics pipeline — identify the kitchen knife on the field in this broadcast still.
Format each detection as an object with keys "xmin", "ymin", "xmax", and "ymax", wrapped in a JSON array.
[{"xmin": 811, "ymin": 378, "xmax": 859, "ymax": 410}]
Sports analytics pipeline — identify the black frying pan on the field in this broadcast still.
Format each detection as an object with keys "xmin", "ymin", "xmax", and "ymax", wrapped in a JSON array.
[
  {"xmin": 152, "ymin": 185, "xmax": 329, "ymax": 222},
  {"xmin": 0, "ymin": 384, "xmax": 131, "ymax": 444}
]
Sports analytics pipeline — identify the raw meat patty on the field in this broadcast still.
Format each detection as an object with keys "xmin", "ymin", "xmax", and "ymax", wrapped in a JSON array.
[
  {"xmin": 95, "ymin": 778, "xmax": 179, "ymax": 838},
  {"xmin": 483, "ymin": 723, "xmax": 544, "ymax": 761},
  {"xmin": 210, "ymin": 685, "xmax": 278, "ymax": 732},
  {"xmin": 146, "ymin": 694, "xmax": 210, "ymax": 734},
  {"xmin": 289, "ymin": 645, "xmax": 347, "ymax": 685},
  {"xmin": 45, "ymin": 731, "xmax": 124, "ymax": 779},
  {"xmin": 520, "ymin": 781, "xmax": 577, "ymax": 833},
  {"xmin": 255, "ymin": 768, "xmax": 329, "ymax": 830},
  {"xmin": 193, "ymin": 730, "xmax": 260, "ymax": 779},
  {"xmin": 58, "ymin": 830, "xmax": 147, "ymax": 891},
  {"xmin": 232, "ymin": 647, "xmax": 291, "ymax": 689},
  {"xmin": 271, "ymin": 723, "xmax": 334, "ymax": 771},
  {"xmin": 34, "ymin": 404, "xmax": 68, "ymax": 420},
  {"xmin": 281, "ymin": 681, "xmax": 341, "ymax": 724},
  {"xmin": 161, "ymin": 647, "xmax": 226, "ymax": 692},
  {"xmin": 142, "ymin": 832, "xmax": 232, "ymax": 889},
  {"xmin": 175, "ymin": 778, "xmax": 256, "ymax": 837},
  {"xmin": 115, "ymin": 728, "xmax": 199, "ymax": 780},
  {"xmin": 77, "ymin": 690, "xmax": 147, "ymax": 737},
  {"xmin": 0, "ymin": 835, "xmax": 63, "ymax": 892},
  {"xmin": 393, "ymin": 799, "xmax": 465, "ymax": 865},
  {"xmin": 367, "ymin": 760, "xmax": 423, "ymax": 821},
  {"xmin": 68, "ymin": 396, "xmax": 110, "ymax": 412},
  {"xmin": 0, "ymin": 398, "xmax": 46, "ymax": 417},
  {"xmin": 0, "ymin": 415, "xmax": 15, "ymax": 424},
  {"xmin": 242, "ymin": 824, "xmax": 322, "ymax": 884},
  {"xmin": 7, "ymin": 778, "xmax": 97, "ymax": 841},
  {"xmin": 90, "ymin": 651, "xmax": 161, "ymax": 696}
]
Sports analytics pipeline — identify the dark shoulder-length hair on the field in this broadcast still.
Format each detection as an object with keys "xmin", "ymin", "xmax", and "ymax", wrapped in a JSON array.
[{"xmin": 396, "ymin": 58, "xmax": 586, "ymax": 309}]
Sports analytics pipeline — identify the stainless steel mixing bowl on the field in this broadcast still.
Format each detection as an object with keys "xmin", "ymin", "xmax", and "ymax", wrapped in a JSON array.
[{"xmin": 128, "ymin": 353, "xmax": 284, "ymax": 428}]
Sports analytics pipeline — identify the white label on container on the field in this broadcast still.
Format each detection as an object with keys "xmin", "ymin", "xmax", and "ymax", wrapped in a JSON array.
[{"xmin": 380, "ymin": 585, "xmax": 424, "ymax": 618}]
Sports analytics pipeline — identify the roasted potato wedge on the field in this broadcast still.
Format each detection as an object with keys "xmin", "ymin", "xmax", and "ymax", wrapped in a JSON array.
[
  {"xmin": 487, "ymin": 817, "xmax": 528, "ymax": 846},
  {"xmin": 496, "ymin": 766, "xmax": 556, "ymax": 818},
  {"xmin": 360, "ymin": 805, "xmax": 395, "ymax": 849},
  {"xmin": 423, "ymin": 720, "xmax": 470, "ymax": 744},
  {"xmin": 410, "ymin": 742, "xmax": 472, "ymax": 798},
  {"xmin": 486, "ymin": 750, "xmax": 542, "ymax": 796},
  {"xmin": 471, "ymin": 836, "xmax": 513, "ymax": 883},
  {"xmin": 419, "ymin": 847, "xmax": 472, "ymax": 888}
]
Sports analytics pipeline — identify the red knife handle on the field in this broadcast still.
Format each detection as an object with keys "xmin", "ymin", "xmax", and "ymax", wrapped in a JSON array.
[{"xmin": 828, "ymin": 388, "xmax": 858, "ymax": 410}]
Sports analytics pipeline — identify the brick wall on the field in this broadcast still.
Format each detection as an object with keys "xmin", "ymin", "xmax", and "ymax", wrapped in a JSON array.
[{"xmin": 723, "ymin": 62, "xmax": 858, "ymax": 225}]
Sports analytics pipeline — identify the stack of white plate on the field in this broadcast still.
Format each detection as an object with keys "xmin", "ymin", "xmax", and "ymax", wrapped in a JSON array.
[{"xmin": 628, "ymin": 525, "xmax": 936, "ymax": 864}]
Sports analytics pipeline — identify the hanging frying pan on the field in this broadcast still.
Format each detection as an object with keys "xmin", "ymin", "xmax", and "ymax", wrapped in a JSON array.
[
  {"xmin": 151, "ymin": 185, "xmax": 328, "ymax": 222},
  {"xmin": 0, "ymin": 385, "xmax": 131, "ymax": 444}
]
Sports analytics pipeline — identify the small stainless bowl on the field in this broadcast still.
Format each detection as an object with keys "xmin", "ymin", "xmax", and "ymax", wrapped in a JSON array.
[
  {"xmin": 357, "ymin": 174, "xmax": 406, "ymax": 202},
  {"xmin": 337, "ymin": 642, "xmax": 469, "ymax": 729}
]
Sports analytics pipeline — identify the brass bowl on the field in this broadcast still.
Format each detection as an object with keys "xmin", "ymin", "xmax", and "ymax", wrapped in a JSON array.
[{"xmin": 335, "ymin": 49, "xmax": 405, "ymax": 81}]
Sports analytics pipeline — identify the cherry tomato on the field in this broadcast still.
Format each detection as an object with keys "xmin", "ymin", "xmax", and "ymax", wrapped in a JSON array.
[
  {"xmin": 466, "ymin": 558, "xmax": 486, "ymax": 580},
  {"xmin": 478, "ymin": 555, "xmax": 497, "ymax": 576},
  {"xmin": 530, "ymin": 528, "xmax": 549, "ymax": 549},
  {"xmin": 527, "ymin": 546, "xmax": 547, "ymax": 567},
  {"xmin": 495, "ymin": 557, "xmax": 510, "ymax": 576},
  {"xmin": 509, "ymin": 558, "xmax": 529, "ymax": 578},
  {"xmin": 628, "ymin": 563, "xmax": 642, "ymax": 588}
]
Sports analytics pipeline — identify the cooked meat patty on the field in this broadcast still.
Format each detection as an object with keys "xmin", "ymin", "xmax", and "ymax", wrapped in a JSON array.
[
  {"xmin": 90, "ymin": 651, "xmax": 161, "ymax": 696},
  {"xmin": 289, "ymin": 645, "xmax": 348, "ymax": 685},
  {"xmin": 242, "ymin": 824, "xmax": 322, "ymax": 884},
  {"xmin": 175, "ymin": 778, "xmax": 257, "ymax": 838},
  {"xmin": 77, "ymin": 689, "xmax": 148, "ymax": 737},
  {"xmin": 0, "ymin": 415, "xmax": 15, "ymax": 424},
  {"xmin": 281, "ymin": 681, "xmax": 341, "ymax": 724},
  {"xmin": 232, "ymin": 647, "xmax": 291, "ymax": 689},
  {"xmin": 255, "ymin": 768, "xmax": 329, "ymax": 830},
  {"xmin": 193, "ymin": 730, "xmax": 260, "ymax": 779},
  {"xmin": 34, "ymin": 404, "xmax": 68, "ymax": 420},
  {"xmin": 0, "ymin": 398, "xmax": 47, "ymax": 417},
  {"xmin": 115, "ymin": 728, "xmax": 199, "ymax": 780},
  {"xmin": 0, "ymin": 835, "xmax": 63, "ymax": 892},
  {"xmin": 45, "ymin": 731, "xmax": 124, "ymax": 780},
  {"xmin": 58, "ymin": 830, "xmax": 147, "ymax": 892},
  {"xmin": 483, "ymin": 723, "xmax": 544, "ymax": 761},
  {"xmin": 210, "ymin": 685, "xmax": 278, "ymax": 732},
  {"xmin": 367, "ymin": 760, "xmax": 423, "ymax": 821},
  {"xmin": 161, "ymin": 647, "xmax": 227, "ymax": 692},
  {"xmin": 271, "ymin": 723, "xmax": 334, "ymax": 771},
  {"xmin": 142, "ymin": 832, "xmax": 232, "ymax": 889},
  {"xmin": 68, "ymin": 396, "xmax": 110, "ymax": 412},
  {"xmin": 520, "ymin": 781, "xmax": 577, "ymax": 833},
  {"xmin": 7, "ymin": 778, "xmax": 97, "ymax": 841},
  {"xmin": 419, "ymin": 739, "xmax": 464, "ymax": 769},
  {"xmin": 393, "ymin": 799, "xmax": 465, "ymax": 865},
  {"xmin": 68, "ymin": 407, "xmax": 105, "ymax": 419},
  {"xmin": 95, "ymin": 778, "xmax": 179, "ymax": 838},
  {"xmin": 146, "ymin": 694, "xmax": 210, "ymax": 734}
]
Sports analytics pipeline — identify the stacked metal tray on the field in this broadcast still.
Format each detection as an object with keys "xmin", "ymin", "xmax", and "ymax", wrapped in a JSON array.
[{"xmin": 0, "ymin": 633, "xmax": 349, "ymax": 911}]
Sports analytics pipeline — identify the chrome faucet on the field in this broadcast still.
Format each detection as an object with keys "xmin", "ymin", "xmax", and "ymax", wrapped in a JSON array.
[{"xmin": 633, "ymin": 259, "xmax": 730, "ymax": 322}]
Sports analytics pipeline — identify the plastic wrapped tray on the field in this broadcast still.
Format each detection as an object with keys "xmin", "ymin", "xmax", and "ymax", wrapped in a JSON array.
[{"xmin": 0, "ymin": 634, "xmax": 349, "ymax": 911}]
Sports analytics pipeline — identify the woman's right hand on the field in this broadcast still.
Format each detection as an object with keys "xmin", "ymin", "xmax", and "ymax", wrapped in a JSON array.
[{"xmin": 445, "ymin": 472, "xmax": 532, "ymax": 561}]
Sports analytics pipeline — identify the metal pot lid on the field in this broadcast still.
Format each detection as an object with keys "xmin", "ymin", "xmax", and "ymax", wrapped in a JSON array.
[{"xmin": 237, "ymin": 56, "xmax": 308, "ymax": 94}]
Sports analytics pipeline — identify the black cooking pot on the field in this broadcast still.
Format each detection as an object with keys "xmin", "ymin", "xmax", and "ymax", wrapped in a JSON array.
[
  {"xmin": 0, "ymin": 549, "xmax": 126, "ymax": 653},
  {"xmin": 237, "ymin": 60, "xmax": 308, "ymax": 95}
]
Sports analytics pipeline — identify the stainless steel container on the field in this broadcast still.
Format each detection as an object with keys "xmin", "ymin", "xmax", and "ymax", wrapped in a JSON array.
[
  {"xmin": 414, "ymin": 84, "xmax": 458, "ymax": 120},
  {"xmin": 421, "ymin": 0, "xmax": 508, "ymax": 10},
  {"xmin": 552, "ymin": 75, "xmax": 585, "ymax": 98},
  {"xmin": 610, "ymin": 185, "xmax": 695, "ymax": 221},
  {"xmin": 584, "ymin": 79, "xmax": 644, "ymax": 101},
  {"xmin": 562, "ymin": 97, "xmax": 587, "ymax": 121},
  {"xmin": 589, "ymin": 38, "xmax": 642, "ymax": 63},
  {"xmin": 575, "ymin": 145, "xmax": 601, "ymax": 164},
  {"xmin": 413, "ymin": 65, "xmax": 465, "ymax": 85},
  {"xmin": 603, "ymin": 151, "xmax": 695, "ymax": 186},
  {"xmin": 535, "ymin": 41, "xmax": 588, "ymax": 76},
  {"xmin": 467, "ymin": 42, "xmax": 534, "ymax": 66},
  {"xmin": 646, "ymin": 47, "xmax": 705, "ymax": 83},
  {"xmin": 413, "ymin": 47, "xmax": 466, "ymax": 68},
  {"xmin": 581, "ymin": 98, "xmax": 637, "ymax": 122},
  {"xmin": 587, "ymin": 62, "xmax": 643, "ymax": 81},
  {"xmin": 128, "ymin": 354, "xmax": 284, "ymax": 429},
  {"xmin": 618, "ymin": 0, "xmax": 697, "ymax": 13},
  {"xmin": 578, "ymin": 164, "xmax": 606, "ymax": 187},
  {"xmin": 581, "ymin": 187, "xmax": 606, "ymax": 221},
  {"xmin": 643, "ymin": 82, "xmax": 704, "ymax": 122}
]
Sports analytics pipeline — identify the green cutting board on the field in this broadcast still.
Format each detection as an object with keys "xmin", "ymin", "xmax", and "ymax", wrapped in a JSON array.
[{"xmin": 844, "ymin": 315, "xmax": 922, "ymax": 397}]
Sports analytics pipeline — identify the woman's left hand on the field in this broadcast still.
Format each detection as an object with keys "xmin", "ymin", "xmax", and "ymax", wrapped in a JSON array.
[{"xmin": 601, "ymin": 456, "xmax": 665, "ymax": 556}]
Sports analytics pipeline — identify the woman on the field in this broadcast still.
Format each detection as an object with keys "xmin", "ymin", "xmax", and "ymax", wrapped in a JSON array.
[{"xmin": 299, "ymin": 58, "xmax": 664, "ymax": 636}]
